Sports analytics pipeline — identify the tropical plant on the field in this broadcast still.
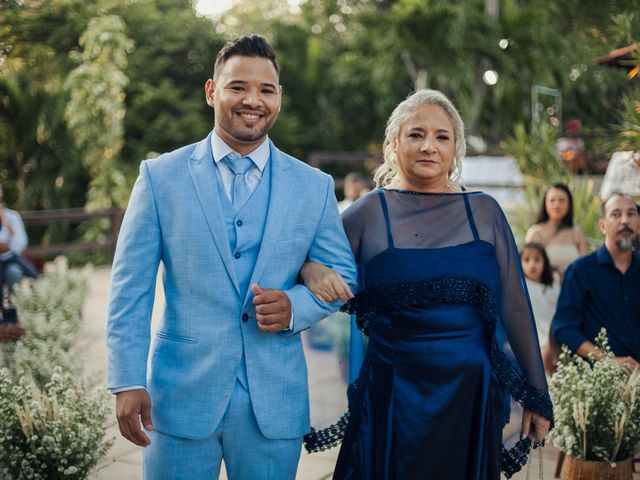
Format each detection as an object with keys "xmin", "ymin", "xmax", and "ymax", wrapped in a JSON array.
[
  {"xmin": 613, "ymin": 85, "xmax": 640, "ymax": 154},
  {"xmin": 501, "ymin": 122, "xmax": 565, "ymax": 181}
]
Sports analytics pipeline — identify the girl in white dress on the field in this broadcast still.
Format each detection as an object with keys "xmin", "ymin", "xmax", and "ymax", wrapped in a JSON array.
[{"xmin": 520, "ymin": 242, "xmax": 561, "ymax": 375}]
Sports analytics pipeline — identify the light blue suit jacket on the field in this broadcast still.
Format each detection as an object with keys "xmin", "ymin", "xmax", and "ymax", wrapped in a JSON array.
[{"xmin": 106, "ymin": 133, "xmax": 357, "ymax": 440}]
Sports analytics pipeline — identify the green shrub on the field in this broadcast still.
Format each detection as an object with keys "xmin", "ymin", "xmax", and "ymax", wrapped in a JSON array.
[
  {"xmin": 10, "ymin": 268, "xmax": 90, "ymax": 340},
  {"xmin": 501, "ymin": 122, "xmax": 566, "ymax": 181}
]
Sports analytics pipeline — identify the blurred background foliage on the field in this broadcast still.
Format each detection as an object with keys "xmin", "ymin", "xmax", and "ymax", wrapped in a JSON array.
[{"xmin": 0, "ymin": 0, "xmax": 639, "ymax": 215}]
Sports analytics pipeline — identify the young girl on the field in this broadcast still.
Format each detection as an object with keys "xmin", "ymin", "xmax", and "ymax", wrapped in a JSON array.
[{"xmin": 520, "ymin": 242, "xmax": 561, "ymax": 375}]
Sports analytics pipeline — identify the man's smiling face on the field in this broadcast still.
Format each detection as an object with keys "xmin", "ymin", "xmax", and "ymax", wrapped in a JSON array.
[{"xmin": 206, "ymin": 55, "xmax": 281, "ymax": 155}]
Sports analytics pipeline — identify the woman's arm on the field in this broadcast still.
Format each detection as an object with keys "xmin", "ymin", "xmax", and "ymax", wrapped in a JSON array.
[
  {"xmin": 300, "ymin": 262, "xmax": 353, "ymax": 303},
  {"xmin": 575, "ymin": 227, "xmax": 587, "ymax": 255}
]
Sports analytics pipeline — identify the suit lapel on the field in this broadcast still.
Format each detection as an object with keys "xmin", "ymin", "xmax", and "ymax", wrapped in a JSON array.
[
  {"xmin": 246, "ymin": 142, "xmax": 292, "ymax": 301},
  {"xmin": 189, "ymin": 133, "xmax": 241, "ymax": 296}
]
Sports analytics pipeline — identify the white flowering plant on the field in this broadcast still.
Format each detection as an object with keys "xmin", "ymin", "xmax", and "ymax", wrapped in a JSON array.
[
  {"xmin": 0, "ymin": 265, "xmax": 114, "ymax": 478},
  {"xmin": 1, "ymin": 267, "xmax": 89, "ymax": 388},
  {"xmin": 549, "ymin": 329, "xmax": 640, "ymax": 463},
  {"xmin": 0, "ymin": 367, "xmax": 113, "ymax": 480},
  {"xmin": 10, "ymin": 268, "xmax": 90, "ymax": 348}
]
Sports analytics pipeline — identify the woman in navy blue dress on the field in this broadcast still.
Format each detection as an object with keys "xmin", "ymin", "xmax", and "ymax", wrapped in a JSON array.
[{"xmin": 302, "ymin": 89, "xmax": 552, "ymax": 479}]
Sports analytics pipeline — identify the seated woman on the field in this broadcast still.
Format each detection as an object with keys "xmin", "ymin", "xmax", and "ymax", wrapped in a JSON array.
[
  {"xmin": 302, "ymin": 89, "xmax": 552, "ymax": 479},
  {"xmin": 525, "ymin": 183, "xmax": 586, "ymax": 277}
]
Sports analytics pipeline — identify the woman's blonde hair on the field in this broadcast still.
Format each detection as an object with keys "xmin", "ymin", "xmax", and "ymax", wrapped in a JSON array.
[{"xmin": 373, "ymin": 89, "xmax": 466, "ymax": 191}]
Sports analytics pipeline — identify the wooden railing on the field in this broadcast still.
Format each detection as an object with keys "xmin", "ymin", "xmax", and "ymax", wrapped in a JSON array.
[{"xmin": 20, "ymin": 207, "xmax": 124, "ymax": 266}]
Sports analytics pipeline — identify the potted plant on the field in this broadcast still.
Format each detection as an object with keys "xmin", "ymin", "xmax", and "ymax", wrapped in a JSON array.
[{"xmin": 550, "ymin": 329, "xmax": 640, "ymax": 479}]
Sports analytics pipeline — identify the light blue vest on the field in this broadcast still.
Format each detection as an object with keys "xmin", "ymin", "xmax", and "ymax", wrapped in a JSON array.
[{"xmin": 215, "ymin": 158, "xmax": 271, "ymax": 386}]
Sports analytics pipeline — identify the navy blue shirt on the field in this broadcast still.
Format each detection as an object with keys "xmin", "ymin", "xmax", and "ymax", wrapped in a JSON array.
[{"xmin": 552, "ymin": 245, "xmax": 640, "ymax": 359}]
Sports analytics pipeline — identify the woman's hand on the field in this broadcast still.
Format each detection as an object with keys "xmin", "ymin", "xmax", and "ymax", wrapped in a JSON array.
[
  {"xmin": 521, "ymin": 409, "xmax": 550, "ymax": 444},
  {"xmin": 300, "ymin": 261, "xmax": 353, "ymax": 303}
]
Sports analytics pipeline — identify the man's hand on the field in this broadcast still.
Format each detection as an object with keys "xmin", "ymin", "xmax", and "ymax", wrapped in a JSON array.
[
  {"xmin": 251, "ymin": 284, "xmax": 292, "ymax": 333},
  {"xmin": 614, "ymin": 356, "xmax": 639, "ymax": 375},
  {"xmin": 521, "ymin": 409, "xmax": 550, "ymax": 444},
  {"xmin": 0, "ymin": 322, "xmax": 26, "ymax": 341},
  {"xmin": 116, "ymin": 389, "xmax": 153, "ymax": 447}
]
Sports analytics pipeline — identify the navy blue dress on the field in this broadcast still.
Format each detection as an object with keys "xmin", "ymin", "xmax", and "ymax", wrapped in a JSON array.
[{"xmin": 305, "ymin": 189, "xmax": 553, "ymax": 480}]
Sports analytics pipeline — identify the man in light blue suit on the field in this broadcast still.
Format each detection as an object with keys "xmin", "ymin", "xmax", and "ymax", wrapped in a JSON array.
[{"xmin": 106, "ymin": 35, "xmax": 357, "ymax": 479}]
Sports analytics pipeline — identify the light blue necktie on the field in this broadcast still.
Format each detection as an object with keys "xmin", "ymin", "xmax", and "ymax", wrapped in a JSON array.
[{"xmin": 224, "ymin": 152, "xmax": 255, "ymax": 210}]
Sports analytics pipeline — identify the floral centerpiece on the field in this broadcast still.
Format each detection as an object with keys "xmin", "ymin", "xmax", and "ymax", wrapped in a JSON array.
[{"xmin": 550, "ymin": 329, "xmax": 640, "ymax": 478}]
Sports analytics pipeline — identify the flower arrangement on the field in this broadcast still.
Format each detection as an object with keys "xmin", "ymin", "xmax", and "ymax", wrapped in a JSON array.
[
  {"xmin": 550, "ymin": 329, "xmax": 640, "ymax": 464},
  {"xmin": 0, "ymin": 368, "xmax": 113, "ymax": 480}
]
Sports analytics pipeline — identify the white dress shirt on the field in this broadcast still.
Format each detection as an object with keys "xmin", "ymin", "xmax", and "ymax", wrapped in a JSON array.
[
  {"xmin": 210, "ymin": 130, "xmax": 270, "ymax": 201},
  {"xmin": 0, "ymin": 208, "xmax": 28, "ymax": 261}
]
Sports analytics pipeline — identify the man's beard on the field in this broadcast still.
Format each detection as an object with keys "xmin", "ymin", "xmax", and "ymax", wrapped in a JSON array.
[
  {"xmin": 616, "ymin": 237, "xmax": 635, "ymax": 252},
  {"xmin": 219, "ymin": 111, "xmax": 277, "ymax": 144}
]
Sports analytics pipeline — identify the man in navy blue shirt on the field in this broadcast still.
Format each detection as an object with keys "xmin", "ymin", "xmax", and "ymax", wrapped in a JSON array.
[{"xmin": 552, "ymin": 192, "xmax": 640, "ymax": 373}]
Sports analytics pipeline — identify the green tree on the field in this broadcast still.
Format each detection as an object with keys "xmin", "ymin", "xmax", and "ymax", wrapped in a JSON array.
[
  {"xmin": 112, "ymin": 0, "xmax": 224, "ymax": 169},
  {"xmin": 0, "ymin": 0, "xmax": 99, "ymax": 209},
  {"xmin": 64, "ymin": 15, "xmax": 134, "ymax": 209}
]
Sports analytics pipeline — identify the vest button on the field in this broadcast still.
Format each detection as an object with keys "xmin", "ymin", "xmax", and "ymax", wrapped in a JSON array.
[
  {"xmin": 242, "ymin": 313, "xmax": 249, "ymax": 322},
  {"xmin": 236, "ymin": 220, "xmax": 243, "ymax": 227},
  {"xmin": 234, "ymin": 252, "xmax": 241, "ymax": 259}
]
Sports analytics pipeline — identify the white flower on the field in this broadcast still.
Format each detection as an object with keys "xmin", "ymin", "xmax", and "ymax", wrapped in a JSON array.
[{"xmin": 550, "ymin": 330, "xmax": 640, "ymax": 462}]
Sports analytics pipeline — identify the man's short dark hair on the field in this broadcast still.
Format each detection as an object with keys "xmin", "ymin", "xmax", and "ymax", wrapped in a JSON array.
[
  {"xmin": 213, "ymin": 35, "xmax": 279, "ymax": 80},
  {"xmin": 601, "ymin": 191, "xmax": 637, "ymax": 216},
  {"xmin": 344, "ymin": 172, "xmax": 367, "ymax": 184}
]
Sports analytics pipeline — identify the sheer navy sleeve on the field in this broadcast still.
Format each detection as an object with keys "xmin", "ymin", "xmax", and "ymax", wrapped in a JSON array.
[
  {"xmin": 342, "ymin": 191, "xmax": 550, "ymax": 414},
  {"xmin": 472, "ymin": 195, "xmax": 548, "ymax": 388}
]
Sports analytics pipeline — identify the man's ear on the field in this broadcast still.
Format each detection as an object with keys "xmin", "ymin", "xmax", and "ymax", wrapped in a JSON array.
[
  {"xmin": 205, "ymin": 79, "xmax": 215, "ymax": 107},
  {"xmin": 598, "ymin": 218, "xmax": 606, "ymax": 236}
]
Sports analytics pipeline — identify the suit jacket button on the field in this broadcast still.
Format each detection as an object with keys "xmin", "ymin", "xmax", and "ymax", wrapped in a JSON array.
[
  {"xmin": 234, "ymin": 252, "xmax": 241, "ymax": 259},
  {"xmin": 236, "ymin": 220, "xmax": 243, "ymax": 226},
  {"xmin": 242, "ymin": 313, "xmax": 249, "ymax": 322}
]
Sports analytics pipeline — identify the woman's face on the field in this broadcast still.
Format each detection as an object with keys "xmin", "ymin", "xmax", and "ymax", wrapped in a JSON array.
[
  {"xmin": 545, "ymin": 188, "xmax": 570, "ymax": 221},
  {"xmin": 521, "ymin": 248, "xmax": 544, "ymax": 283},
  {"xmin": 394, "ymin": 104, "xmax": 456, "ymax": 192}
]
